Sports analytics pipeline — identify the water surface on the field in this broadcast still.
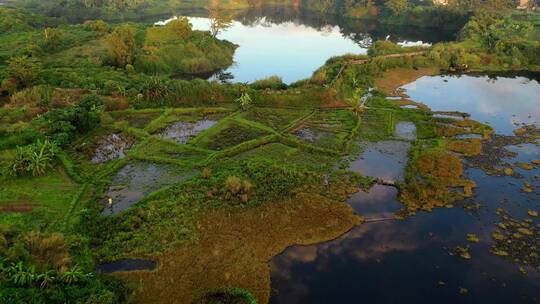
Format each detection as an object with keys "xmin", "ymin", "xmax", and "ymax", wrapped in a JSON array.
[
  {"xmin": 270, "ymin": 75, "xmax": 540, "ymax": 304},
  {"xmin": 402, "ymin": 74, "xmax": 540, "ymax": 135},
  {"xmin": 156, "ymin": 9, "xmax": 451, "ymax": 84}
]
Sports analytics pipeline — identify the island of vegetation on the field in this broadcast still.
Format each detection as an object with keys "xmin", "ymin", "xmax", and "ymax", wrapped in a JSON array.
[{"xmin": 0, "ymin": 0, "xmax": 539, "ymax": 303}]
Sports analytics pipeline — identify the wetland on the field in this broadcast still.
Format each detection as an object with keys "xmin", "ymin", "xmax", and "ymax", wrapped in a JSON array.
[{"xmin": 0, "ymin": 1, "xmax": 539, "ymax": 304}]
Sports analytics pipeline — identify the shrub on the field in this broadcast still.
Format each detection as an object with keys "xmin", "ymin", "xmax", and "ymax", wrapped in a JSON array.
[
  {"xmin": 84, "ymin": 19, "xmax": 108, "ymax": 32},
  {"xmin": 4, "ymin": 56, "xmax": 42, "ymax": 90},
  {"xmin": 40, "ymin": 94, "xmax": 103, "ymax": 146},
  {"xmin": 7, "ymin": 139, "xmax": 59, "ymax": 177},
  {"xmin": 201, "ymin": 168, "xmax": 212, "ymax": 179},
  {"xmin": 367, "ymin": 40, "xmax": 403, "ymax": 57},
  {"xmin": 251, "ymin": 75, "xmax": 287, "ymax": 90},
  {"xmin": 235, "ymin": 92, "xmax": 252, "ymax": 110},
  {"xmin": 9, "ymin": 85, "xmax": 53, "ymax": 108},
  {"xmin": 105, "ymin": 25, "xmax": 136, "ymax": 68},
  {"xmin": 225, "ymin": 176, "xmax": 242, "ymax": 195}
]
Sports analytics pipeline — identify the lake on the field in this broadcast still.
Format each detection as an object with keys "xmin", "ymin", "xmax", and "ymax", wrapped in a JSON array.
[{"xmin": 156, "ymin": 8, "xmax": 453, "ymax": 84}]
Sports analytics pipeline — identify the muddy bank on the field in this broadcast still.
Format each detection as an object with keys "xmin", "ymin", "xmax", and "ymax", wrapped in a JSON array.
[
  {"xmin": 374, "ymin": 67, "xmax": 439, "ymax": 96},
  {"xmin": 118, "ymin": 193, "xmax": 362, "ymax": 304}
]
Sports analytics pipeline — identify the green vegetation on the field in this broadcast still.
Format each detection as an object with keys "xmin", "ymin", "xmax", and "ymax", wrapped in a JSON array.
[{"xmin": 1, "ymin": 1, "xmax": 539, "ymax": 303}]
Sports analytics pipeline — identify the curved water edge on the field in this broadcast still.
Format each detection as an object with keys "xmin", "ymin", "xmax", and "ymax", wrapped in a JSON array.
[
  {"xmin": 269, "ymin": 73, "xmax": 540, "ymax": 303},
  {"xmin": 154, "ymin": 11, "xmax": 451, "ymax": 84}
]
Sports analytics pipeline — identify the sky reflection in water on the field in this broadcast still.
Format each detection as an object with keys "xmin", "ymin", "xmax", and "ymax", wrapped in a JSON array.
[
  {"xmin": 187, "ymin": 17, "xmax": 365, "ymax": 83},
  {"xmin": 270, "ymin": 76, "xmax": 540, "ymax": 304},
  {"xmin": 402, "ymin": 75, "xmax": 540, "ymax": 135}
]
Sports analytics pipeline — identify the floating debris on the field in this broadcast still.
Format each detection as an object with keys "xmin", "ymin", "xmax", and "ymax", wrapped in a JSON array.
[
  {"xmin": 521, "ymin": 182, "xmax": 534, "ymax": 193},
  {"xmin": 451, "ymin": 246, "xmax": 472, "ymax": 260},
  {"xmin": 458, "ymin": 287, "xmax": 469, "ymax": 294},
  {"xmin": 490, "ymin": 210, "xmax": 540, "ymax": 271},
  {"xmin": 467, "ymin": 234, "xmax": 480, "ymax": 243},
  {"xmin": 516, "ymin": 161, "xmax": 534, "ymax": 170},
  {"xmin": 528, "ymin": 210, "xmax": 538, "ymax": 217}
]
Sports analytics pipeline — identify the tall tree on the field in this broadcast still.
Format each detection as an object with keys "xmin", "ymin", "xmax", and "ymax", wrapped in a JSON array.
[
  {"xmin": 209, "ymin": 8, "xmax": 233, "ymax": 37},
  {"xmin": 105, "ymin": 24, "xmax": 136, "ymax": 68}
]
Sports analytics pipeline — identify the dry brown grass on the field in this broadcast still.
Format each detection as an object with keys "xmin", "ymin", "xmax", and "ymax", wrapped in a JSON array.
[
  {"xmin": 447, "ymin": 139, "xmax": 483, "ymax": 156},
  {"xmin": 118, "ymin": 193, "xmax": 362, "ymax": 304},
  {"xmin": 374, "ymin": 67, "xmax": 439, "ymax": 96},
  {"xmin": 400, "ymin": 150, "xmax": 476, "ymax": 213}
]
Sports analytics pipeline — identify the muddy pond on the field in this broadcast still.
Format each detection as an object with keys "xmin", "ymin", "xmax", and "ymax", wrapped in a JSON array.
[{"xmin": 270, "ymin": 74, "xmax": 540, "ymax": 304}]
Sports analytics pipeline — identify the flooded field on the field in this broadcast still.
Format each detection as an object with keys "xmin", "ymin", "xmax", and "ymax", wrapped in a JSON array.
[
  {"xmin": 103, "ymin": 162, "xmax": 193, "ymax": 215},
  {"xmin": 295, "ymin": 127, "xmax": 334, "ymax": 144},
  {"xmin": 158, "ymin": 119, "xmax": 217, "ymax": 144},
  {"xmin": 348, "ymin": 141, "xmax": 411, "ymax": 182},
  {"xmin": 270, "ymin": 74, "xmax": 540, "ymax": 304},
  {"xmin": 91, "ymin": 133, "xmax": 136, "ymax": 163}
]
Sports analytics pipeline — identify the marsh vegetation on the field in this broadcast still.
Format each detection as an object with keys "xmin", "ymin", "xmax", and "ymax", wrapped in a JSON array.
[{"xmin": 1, "ymin": 0, "xmax": 539, "ymax": 303}]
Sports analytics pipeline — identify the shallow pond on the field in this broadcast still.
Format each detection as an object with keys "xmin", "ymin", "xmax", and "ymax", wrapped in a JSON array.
[
  {"xmin": 159, "ymin": 119, "xmax": 217, "ymax": 144},
  {"xmin": 103, "ymin": 162, "xmax": 193, "ymax": 215},
  {"xmin": 270, "ymin": 74, "xmax": 540, "ymax": 303}
]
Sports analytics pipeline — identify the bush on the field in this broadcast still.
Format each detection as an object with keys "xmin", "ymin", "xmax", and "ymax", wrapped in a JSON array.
[
  {"xmin": 250, "ymin": 75, "xmax": 287, "ymax": 90},
  {"xmin": 105, "ymin": 25, "xmax": 136, "ymax": 68},
  {"xmin": 367, "ymin": 40, "xmax": 403, "ymax": 57},
  {"xmin": 40, "ymin": 94, "xmax": 103, "ymax": 146},
  {"xmin": 9, "ymin": 85, "xmax": 54, "ymax": 108},
  {"xmin": 7, "ymin": 139, "xmax": 59, "ymax": 177},
  {"xmin": 84, "ymin": 20, "xmax": 108, "ymax": 33},
  {"xmin": 4, "ymin": 56, "xmax": 42, "ymax": 90}
]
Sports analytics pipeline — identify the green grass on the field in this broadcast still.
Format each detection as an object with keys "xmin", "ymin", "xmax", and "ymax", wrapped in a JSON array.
[
  {"xmin": 236, "ymin": 142, "xmax": 337, "ymax": 172},
  {"xmin": 0, "ymin": 167, "xmax": 81, "ymax": 230},
  {"xmin": 240, "ymin": 107, "xmax": 310, "ymax": 131}
]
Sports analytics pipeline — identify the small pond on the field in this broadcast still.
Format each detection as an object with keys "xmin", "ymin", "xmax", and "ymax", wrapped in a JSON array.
[
  {"xmin": 402, "ymin": 74, "xmax": 540, "ymax": 135},
  {"xmin": 295, "ymin": 127, "xmax": 334, "ymax": 144},
  {"xmin": 395, "ymin": 121, "xmax": 417, "ymax": 141}
]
